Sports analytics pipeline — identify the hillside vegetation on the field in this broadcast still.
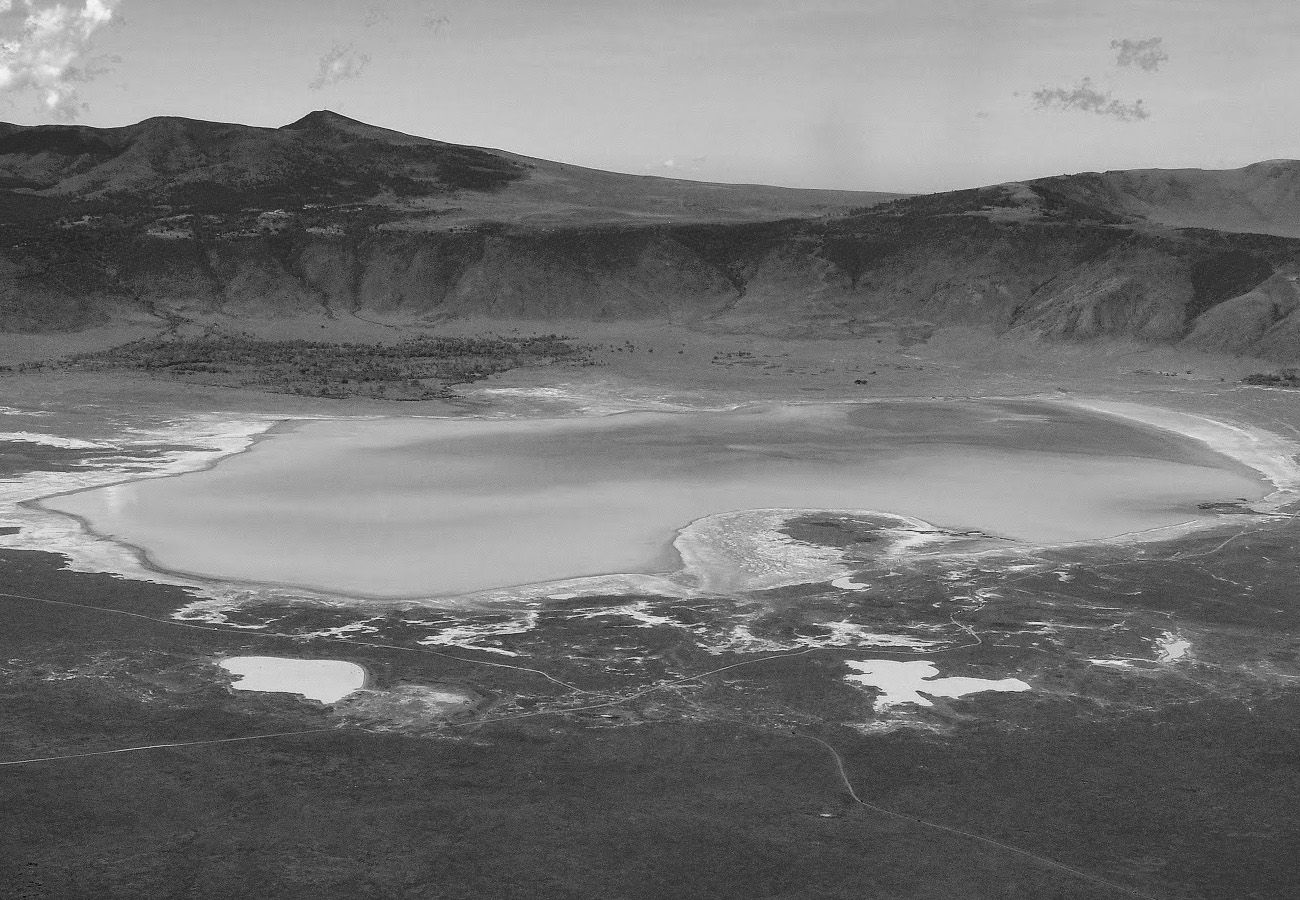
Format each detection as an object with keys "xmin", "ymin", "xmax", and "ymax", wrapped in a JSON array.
[{"xmin": 0, "ymin": 112, "xmax": 1297, "ymax": 360}]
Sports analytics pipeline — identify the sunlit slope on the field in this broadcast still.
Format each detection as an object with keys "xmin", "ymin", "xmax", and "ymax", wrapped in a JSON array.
[{"xmin": 1027, "ymin": 161, "xmax": 1300, "ymax": 239}]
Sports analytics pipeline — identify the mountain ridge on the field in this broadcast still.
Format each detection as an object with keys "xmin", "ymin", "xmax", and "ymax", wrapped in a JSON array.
[{"xmin": 0, "ymin": 111, "xmax": 1297, "ymax": 362}]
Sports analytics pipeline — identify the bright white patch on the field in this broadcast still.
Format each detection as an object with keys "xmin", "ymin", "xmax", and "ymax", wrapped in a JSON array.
[
  {"xmin": 702, "ymin": 622, "xmax": 939, "ymax": 655},
  {"xmin": 418, "ymin": 612, "xmax": 539, "ymax": 657},
  {"xmin": 219, "ymin": 656, "xmax": 366, "ymax": 704},
  {"xmin": 294, "ymin": 619, "xmax": 384, "ymax": 640},
  {"xmin": 1155, "ymin": 632, "xmax": 1191, "ymax": 662},
  {"xmin": 844, "ymin": 659, "xmax": 1031, "ymax": 709},
  {"xmin": 831, "ymin": 576, "xmax": 869, "ymax": 590},
  {"xmin": 0, "ymin": 0, "xmax": 121, "ymax": 120},
  {"xmin": 1089, "ymin": 658, "xmax": 1137, "ymax": 668},
  {"xmin": 579, "ymin": 601, "xmax": 677, "ymax": 629},
  {"xmin": 0, "ymin": 431, "xmax": 105, "ymax": 449}
]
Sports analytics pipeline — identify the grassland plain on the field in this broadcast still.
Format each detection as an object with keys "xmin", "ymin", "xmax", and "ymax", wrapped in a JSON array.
[{"xmin": 2, "ymin": 332, "xmax": 1300, "ymax": 900}]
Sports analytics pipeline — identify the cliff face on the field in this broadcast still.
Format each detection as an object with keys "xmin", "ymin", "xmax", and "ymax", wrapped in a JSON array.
[{"xmin": 0, "ymin": 112, "xmax": 1298, "ymax": 361}]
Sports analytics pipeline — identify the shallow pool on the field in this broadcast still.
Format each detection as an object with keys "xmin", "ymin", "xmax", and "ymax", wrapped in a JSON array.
[{"xmin": 219, "ymin": 656, "xmax": 366, "ymax": 703}]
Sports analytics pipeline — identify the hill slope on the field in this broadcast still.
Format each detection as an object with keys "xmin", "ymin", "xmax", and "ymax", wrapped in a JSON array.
[
  {"xmin": 1027, "ymin": 161, "xmax": 1300, "ymax": 240},
  {"xmin": 0, "ymin": 110, "xmax": 900, "ymax": 227},
  {"xmin": 0, "ymin": 111, "xmax": 1297, "ymax": 361}
]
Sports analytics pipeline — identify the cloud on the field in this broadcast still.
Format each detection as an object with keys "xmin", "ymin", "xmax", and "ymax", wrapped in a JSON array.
[
  {"xmin": 1111, "ymin": 36, "xmax": 1168, "ymax": 72},
  {"xmin": 309, "ymin": 42, "xmax": 371, "ymax": 91},
  {"xmin": 1031, "ymin": 77, "xmax": 1149, "ymax": 122},
  {"xmin": 0, "ymin": 0, "xmax": 122, "ymax": 121},
  {"xmin": 643, "ymin": 155, "xmax": 706, "ymax": 175},
  {"xmin": 362, "ymin": 3, "xmax": 389, "ymax": 29}
]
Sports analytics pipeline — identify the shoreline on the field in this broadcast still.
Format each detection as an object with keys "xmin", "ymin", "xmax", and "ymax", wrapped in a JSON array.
[
  {"xmin": 1060, "ymin": 396, "xmax": 1300, "ymax": 512},
  {"xmin": 8, "ymin": 393, "xmax": 1297, "ymax": 611},
  {"xmin": 0, "ymin": 414, "xmax": 288, "ymax": 595}
]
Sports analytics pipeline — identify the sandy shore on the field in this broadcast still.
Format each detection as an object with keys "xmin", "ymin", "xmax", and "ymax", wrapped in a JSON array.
[{"xmin": 1063, "ymin": 397, "xmax": 1300, "ymax": 512}]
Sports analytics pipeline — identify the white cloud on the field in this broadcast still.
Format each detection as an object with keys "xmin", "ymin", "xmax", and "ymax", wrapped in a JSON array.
[
  {"xmin": 1031, "ymin": 77, "xmax": 1150, "ymax": 122},
  {"xmin": 1111, "ymin": 36, "xmax": 1168, "ymax": 72},
  {"xmin": 0, "ymin": 0, "xmax": 121, "ymax": 120},
  {"xmin": 643, "ymin": 155, "xmax": 706, "ymax": 175},
  {"xmin": 309, "ymin": 42, "xmax": 371, "ymax": 91}
]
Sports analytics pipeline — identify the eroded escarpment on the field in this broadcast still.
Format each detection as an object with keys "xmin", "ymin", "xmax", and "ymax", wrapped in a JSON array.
[{"xmin": 10, "ymin": 214, "xmax": 1300, "ymax": 360}]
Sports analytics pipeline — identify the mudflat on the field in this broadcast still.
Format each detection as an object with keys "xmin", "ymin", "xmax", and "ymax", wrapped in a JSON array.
[{"xmin": 42, "ymin": 399, "xmax": 1265, "ymax": 598}]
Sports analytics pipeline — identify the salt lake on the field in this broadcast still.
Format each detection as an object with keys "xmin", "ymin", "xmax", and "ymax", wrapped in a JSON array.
[{"xmin": 41, "ymin": 400, "xmax": 1267, "ymax": 598}]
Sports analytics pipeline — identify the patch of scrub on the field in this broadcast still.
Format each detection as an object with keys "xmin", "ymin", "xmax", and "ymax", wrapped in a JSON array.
[
  {"xmin": 219, "ymin": 656, "xmax": 366, "ymax": 703},
  {"xmin": 334, "ymin": 683, "xmax": 479, "ymax": 729},
  {"xmin": 844, "ymin": 659, "xmax": 1031, "ymax": 709},
  {"xmin": 817, "ymin": 620, "xmax": 938, "ymax": 649}
]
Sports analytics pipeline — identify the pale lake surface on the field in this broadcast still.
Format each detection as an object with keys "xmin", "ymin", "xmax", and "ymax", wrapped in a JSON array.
[
  {"xmin": 43, "ymin": 401, "xmax": 1266, "ymax": 598},
  {"xmin": 219, "ymin": 657, "xmax": 366, "ymax": 703}
]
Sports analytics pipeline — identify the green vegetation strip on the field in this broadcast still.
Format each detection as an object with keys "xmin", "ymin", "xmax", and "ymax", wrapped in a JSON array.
[{"xmin": 53, "ymin": 333, "xmax": 594, "ymax": 399}]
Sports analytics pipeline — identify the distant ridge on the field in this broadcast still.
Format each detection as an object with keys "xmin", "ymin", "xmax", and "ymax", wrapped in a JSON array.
[
  {"xmin": 1026, "ymin": 160, "xmax": 1300, "ymax": 239},
  {"xmin": 0, "ymin": 110, "xmax": 1296, "ymax": 362},
  {"xmin": 0, "ymin": 110, "xmax": 904, "ymax": 223}
]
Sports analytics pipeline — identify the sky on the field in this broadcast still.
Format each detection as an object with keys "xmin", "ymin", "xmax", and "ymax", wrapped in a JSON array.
[{"xmin": 0, "ymin": 0, "xmax": 1295, "ymax": 192}]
